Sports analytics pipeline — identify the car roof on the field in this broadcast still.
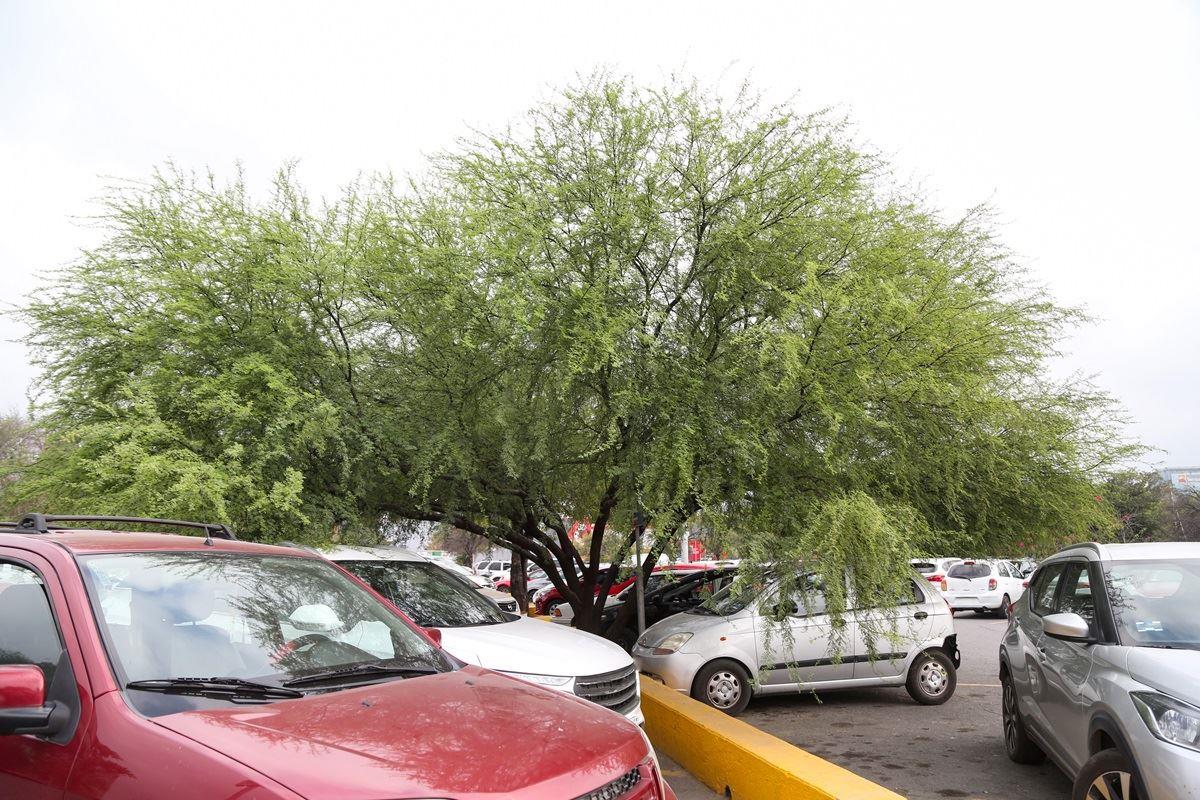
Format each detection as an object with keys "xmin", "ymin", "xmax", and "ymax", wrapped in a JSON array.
[
  {"xmin": 0, "ymin": 529, "xmax": 310, "ymax": 558},
  {"xmin": 1051, "ymin": 541, "xmax": 1200, "ymax": 562},
  {"xmin": 315, "ymin": 544, "xmax": 431, "ymax": 563}
]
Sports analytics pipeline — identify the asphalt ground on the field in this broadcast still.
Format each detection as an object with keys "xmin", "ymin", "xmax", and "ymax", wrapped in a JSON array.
[
  {"xmin": 735, "ymin": 612, "xmax": 1073, "ymax": 800},
  {"xmin": 660, "ymin": 753, "xmax": 723, "ymax": 799}
]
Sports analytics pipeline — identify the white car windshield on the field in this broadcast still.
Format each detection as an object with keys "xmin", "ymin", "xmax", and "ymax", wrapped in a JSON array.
[
  {"xmin": 947, "ymin": 563, "xmax": 991, "ymax": 579},
  {"xmin": 1104, "ymin": 559, "xmax": 1200, "ymax": 649},
  {"xmin": 80, "ymin": 552, "xmax": 448, "ymax": 716},
  {"xmin": 338, "ymin": 560, "xmax": 512, "ymax": 627}
]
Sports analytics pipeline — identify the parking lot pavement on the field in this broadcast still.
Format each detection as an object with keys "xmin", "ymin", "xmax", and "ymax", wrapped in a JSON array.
[
  {"xmin": 659, "ymin": 753, "xmax": 721, "ymax": 799},
  {"xmin": 737, "ymin": 613, "xmax": 1073, "ymax": 800}
]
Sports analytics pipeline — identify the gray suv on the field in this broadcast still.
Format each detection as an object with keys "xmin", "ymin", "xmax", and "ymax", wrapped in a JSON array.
[{"xmin": 999, "ymin": 542, "xmax": 1200, "ymax": 800}]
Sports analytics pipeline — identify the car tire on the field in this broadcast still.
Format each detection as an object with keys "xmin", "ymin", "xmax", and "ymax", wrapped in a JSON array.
[
  {"xmin": 691, "ymin": 659, "xmax": 753, "ymax": 716},
  {"xmin": 1073, "ymin": 749, "xmax": 1144, "ymax": 800},
  {"xmin": 1001, "ymin": 672, "xmax": 1045, "ymax": 764},
  {"xmin": 905, "ymin": 649, "xmax": 956, "ymax": 705},
  {"xmin": 996, "ymin": 594, "xmax": 1012, "ymax": 618},
  {"xmin": 543, "ymin": 600, "xmax": 562, "ymax": 616}
]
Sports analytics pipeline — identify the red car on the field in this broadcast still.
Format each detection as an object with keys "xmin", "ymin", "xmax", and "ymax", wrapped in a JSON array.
[
  {"xmin": 0, "ymin": 514, "xmax": 675, "ymax": 800},
  {"xmin": 534, "ymin": 563, "xmax": 707, "ymax": 616}
]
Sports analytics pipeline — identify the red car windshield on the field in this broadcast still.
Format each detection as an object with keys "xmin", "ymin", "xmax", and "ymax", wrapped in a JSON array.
[{"xmin": 80, "ymin": 552, "xmax": 449, "ymax": 716}]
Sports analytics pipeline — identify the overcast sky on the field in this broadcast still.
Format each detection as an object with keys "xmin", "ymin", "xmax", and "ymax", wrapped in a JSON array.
[{"xmin": 2, "ymin": 1, "xmax": 1198, "ymax": 466}]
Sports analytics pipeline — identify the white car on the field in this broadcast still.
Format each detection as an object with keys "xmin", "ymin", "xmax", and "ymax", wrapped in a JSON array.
[
  {"xmin": 633, "ymin": 571, "xmax": 960, "ymax": 715},
  {"xmin": 474, "ymin": 559, "xmax": 512, "ymax": 584},
  {"xmin": 325, "ymin": 546, "xmax": 642, "ymax": 724},
  {"xmin": 940, "ymin": 558, "xmax": 1026, "ymax": 616},
  {"xmin": 910, "ymin": 557, "xmax": 962, "ymax": 587}
]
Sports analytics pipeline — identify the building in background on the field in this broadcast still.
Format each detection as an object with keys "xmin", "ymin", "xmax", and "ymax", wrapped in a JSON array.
[{"xmin": 1162, "ymin": 467, "xmax": 1200, "ymax": 493}]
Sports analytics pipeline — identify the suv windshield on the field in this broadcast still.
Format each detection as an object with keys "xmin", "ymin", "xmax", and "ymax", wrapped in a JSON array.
[
  {"xmin": 948, "ymin": 563, "xmax": 992, "ymax": 579},
  {"xmin": 338, "ymin": 560, "xmax": 511, "ymax": 627},
  {"xmin": 80, "ymin": 553, "xmax": 447, "ymax": 716},
  {"xmin": 1104, "ymin": 559, "xmax": 1200, "ymax": 649}
]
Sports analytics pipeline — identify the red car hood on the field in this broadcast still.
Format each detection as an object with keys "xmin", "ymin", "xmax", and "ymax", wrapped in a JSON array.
[{"xmin": 152, "ymin": 666, "xmax": 647, "ymax": 800}]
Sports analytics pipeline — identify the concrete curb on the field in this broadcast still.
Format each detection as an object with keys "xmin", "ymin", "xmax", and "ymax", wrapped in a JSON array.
[{"xmin": 640, "ymin": 676, "xmax": 905, "ymax": 800}]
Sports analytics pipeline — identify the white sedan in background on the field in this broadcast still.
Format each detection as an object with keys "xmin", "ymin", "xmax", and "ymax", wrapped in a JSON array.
[
  {"xmin": 321, "ymin": 545, "xmax": 643, "ymax": 725},
  {"xmin": 940, "ymin": 559, "xmax": 1026, "ymax": 616}
]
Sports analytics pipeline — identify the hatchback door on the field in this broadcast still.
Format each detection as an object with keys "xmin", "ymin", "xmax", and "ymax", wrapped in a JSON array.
[
  {"xmin": 852, "ymin": 579, "xmax": 936, "ymax": 679},
  {"xmin": 754, "ymin": 577, "xmax": 856, "ymax": 687}
]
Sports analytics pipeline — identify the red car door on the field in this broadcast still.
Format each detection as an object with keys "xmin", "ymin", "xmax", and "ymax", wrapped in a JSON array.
[{"xmin": 0, "ymin": 546, "xmax": 92, "ymax": 799}]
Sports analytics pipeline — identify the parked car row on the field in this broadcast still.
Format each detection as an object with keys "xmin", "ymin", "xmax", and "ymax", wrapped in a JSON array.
[
  {"xmin": 0, "ymin": 514, "xmax": 674, "ymax": 799},
  {"xmin": 1000, "ymin": 541, "xmax": 1200, "ymax": 800}
]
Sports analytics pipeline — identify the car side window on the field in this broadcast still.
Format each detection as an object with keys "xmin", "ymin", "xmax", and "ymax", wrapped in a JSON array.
[
  {"xmin": 899, "ymin": 578, "xmax": 925, "ymax": 605},
  {"xmin": 1058, "ymin": 563, "xmax": 1096, "ymax": 628},
  {"xmin": 0, "ymin": 561, "xmax": 64, "ymax": 684},
  {"xmin": 781, "ymin": 575, "xmax": 827, "ymax": 617},
  {"xmin": 1031, "ymin": 564, "xmax": 1065, "ymax": 616}
]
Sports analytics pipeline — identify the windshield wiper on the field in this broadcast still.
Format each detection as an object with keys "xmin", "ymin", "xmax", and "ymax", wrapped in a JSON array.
[
  {"xmin": 126, "ymin": 677, "xmax": 304, "ymax": 700},
  {"xmin": 282, "ymin": 661, "xmax": 439, "ymax": 688}
]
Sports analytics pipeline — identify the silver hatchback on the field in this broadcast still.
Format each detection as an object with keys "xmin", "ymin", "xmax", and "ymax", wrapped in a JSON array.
[{"xmin": 999, "ymin": 542, "xmax": 1200, "ymax": 800}]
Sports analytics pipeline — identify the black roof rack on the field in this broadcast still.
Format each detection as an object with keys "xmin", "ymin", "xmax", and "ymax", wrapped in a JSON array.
[{"xmin": 7, "ymin": 514, "xmax": 236, "ymax": 542}]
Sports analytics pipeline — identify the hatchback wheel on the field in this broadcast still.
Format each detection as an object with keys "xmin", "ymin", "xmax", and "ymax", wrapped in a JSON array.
[
  {"xmin": 996, "ymin": 594, "xmax": 1012, "ymax": 617},
  {"xmin": 691, "ymin": 659, "xmax": 752, "ymax": 716},
  {"xmin": 1073, "ymin": 749, "xmax": 1143, "ymax": 800},
  {"xmin": 1001, "ymin": 673, "xmax": 1045, "ymax": 764},
  {"xmin": 906, "ymin": 649, "xmax": 956, "ymax": 705}
]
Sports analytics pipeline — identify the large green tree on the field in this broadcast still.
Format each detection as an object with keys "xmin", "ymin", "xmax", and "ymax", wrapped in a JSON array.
[{"xmin": 9, "ymin": 78, "xmax": 1132, "ymax": 633}]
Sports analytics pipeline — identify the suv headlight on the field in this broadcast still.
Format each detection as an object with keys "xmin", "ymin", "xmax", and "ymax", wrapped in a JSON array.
[
  {"xmin": 496, "ymin": 670, "xmax": 572, "ymax": 688},
  {"xmin": 638, "ymin": 725, "xmax": 666, "ymax": 797},
  {"xmin": 1132, "ymin": 691, "xmax": 1200, "ymax": 752},
  {"xmin": 651, "ymin": 632, "xmax": 693, "ymax": 655}
]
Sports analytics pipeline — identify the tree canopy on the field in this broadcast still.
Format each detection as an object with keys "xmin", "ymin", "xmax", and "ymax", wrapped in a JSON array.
[{"xmin": 8, "ymin": 77, "xmax": 1134, "ymax": 633}]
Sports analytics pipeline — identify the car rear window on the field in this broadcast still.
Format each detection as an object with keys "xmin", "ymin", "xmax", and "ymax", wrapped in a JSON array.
[
  {"xmin": 912, "ymin": 562, "xmax": 937, "ymax": 574},
  {"xmin": 947, "ymin": 563, "xmax": 991, "ymax": 579}
]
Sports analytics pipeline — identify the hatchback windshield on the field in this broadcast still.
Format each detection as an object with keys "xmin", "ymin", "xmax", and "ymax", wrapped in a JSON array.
[
  {"xmin": 81, "ymin": 553, "xmax": 447, "ymax": 715},
  {"xmin": 948, "ymin": 563, "xmax": 992, "ymax": 579},
  {"xmin": 1104, "ymin": 559, "xmax": 1200, "ymax": 649},
  {"xmin": 338, "ymin": 560, "xmax": 511, "ymax": 627}
]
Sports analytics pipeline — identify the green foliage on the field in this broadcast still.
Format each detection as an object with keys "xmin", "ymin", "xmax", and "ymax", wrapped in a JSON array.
[
  {"xmin": 7, "ymin": 76, "xmax": 1136, "ymax": 636},
  {"xmin": 1099, "ymin": 470, "xmax": 1168, "ymax": 543}
]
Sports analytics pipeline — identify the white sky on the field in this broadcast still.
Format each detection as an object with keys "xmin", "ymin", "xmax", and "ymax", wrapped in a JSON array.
[{"xmin": 2, "ymin": 1, "xmax": 1198, "ymax": 465}]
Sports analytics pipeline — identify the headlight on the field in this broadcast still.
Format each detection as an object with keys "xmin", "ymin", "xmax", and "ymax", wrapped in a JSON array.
[
  {"xmin": 497, "ymin": 670, "xmax": 572, "ymax": 687},
  {"xmin": 1133, "ymin": 691, "xmax": 1200, "ymax": 752},
  {"xmin": 638, "ymin": 724, "xmax": 666, "ymax": 797},
  {"xmin": 651, "ymin": 632, "xmax": 693, "ymax": 655}
]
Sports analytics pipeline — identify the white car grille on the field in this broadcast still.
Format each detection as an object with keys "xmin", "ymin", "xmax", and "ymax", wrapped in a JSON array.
[{"xmin": 574, "ymin": 663, "xmax": 639, "ymax": 715}]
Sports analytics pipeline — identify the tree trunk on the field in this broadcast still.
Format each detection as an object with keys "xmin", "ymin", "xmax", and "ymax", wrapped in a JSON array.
[{"xmin": 512, "ymin": 552, "xmax": 528, "ymax": 613}]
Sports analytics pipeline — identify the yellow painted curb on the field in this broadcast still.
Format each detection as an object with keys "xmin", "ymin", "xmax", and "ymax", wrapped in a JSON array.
[{"xmin": 640, "ymin": 676, "xmax": 905, "ymax": 800}]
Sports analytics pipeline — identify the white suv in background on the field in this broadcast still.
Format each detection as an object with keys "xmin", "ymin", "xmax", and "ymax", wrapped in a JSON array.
[
  {"xmin": 474, "ymin": 559, "xmax": 511, "ymax": 584},
  {"xmin": 941, "ymin": 559, "xmax": 1026, "ymax": 617},
  {"xmin": 323, "ymin": 546, "xmax": 643, "ymax": 725}
]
